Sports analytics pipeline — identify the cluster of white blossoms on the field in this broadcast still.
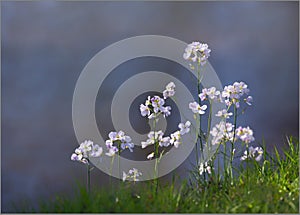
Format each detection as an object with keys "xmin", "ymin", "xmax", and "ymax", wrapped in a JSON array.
[
  {"xmin": 235, "ymin": 126, "xmax": 255, "ymax": 145},
  {"xmin": 222, "ymin": 81, "xmax": 253, "ymax": 108},
  {"xmin": 140, "ymin": 95, "xmax": 171, "ymax": 119},
  {"xmin": 210, "ymin": 121, "xmax": 235, "ymax": 145},
  {"xmin": 105, "ymin": 131, "xmax": 134, "ymax": 156},
  {"xmin": 71, "ymin": 140, "xmax": 103, "ymax": 164},
  {"xmin": 240, "ymin": 146, "xmax": 263, "ymax": 161},
  {"xmin": 183, "ymin": 42, "xmax": 211, "ymax": 66},
  {"xmin": 122, "ymin": 168, "xmax": 142, "ymax": 182},
  {"xmin": 199, "ymin": 87, "xmax": 221, "ymax": 102},
  {"xmin": 140, "ymin": 82, "xmax": 191, "ymax": 160},
  {"xmin": 142, "ymin": 121, "xmax": 191, "ymax": 159},
  {"xmin": 163, "ymin": 82, "xmax": 176, "ymax": 99}
]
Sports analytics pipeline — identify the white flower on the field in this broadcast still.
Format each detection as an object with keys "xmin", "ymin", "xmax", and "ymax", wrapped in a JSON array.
[
  {"xmin": 105, "ymin": 146, "xmax": 118, "ymax": 157},
  {"xmin": 178, "ymin": 121, "xmax": 191, "ymax": 135},
  {"xmin": 123, "ymin": 168, "xmax": 142, "ymax": 182},
  {"xmin": 236, "ymin": 126, "xmax": 255, "ymax": 144},
  {"xmin": 71, "ymin": 140, "xmax": 103, "ymax": 164},
  {"xmin": 121, "ymin": 142, "xmax": 134, "ymax": 152},
  {"xmin": 215, "ymin": 109, "xmax": 233, "ymax": 119},
  {"xmin": 163, "ymin": 82, "xmax": 176, "ymax": 99},
  {"xmin": 140, "ymin": 95, "xmax": 171, "ymax": 118},
  {"xmin": 159, "ymin": 136, "xmax": 171, "ymax": 147},
  {"xmin": 244, "ymin": 96, "xmax": 253, "ymax": 105},
  {"xmin": 78, "ymin": 140, "xmax": 93, "ymax": 156},
  {"xmin": 141, "ymin": 131, "xmax": 164, "ymax": 148},
  {"xmin": 140, "ymin": 104, "xmax": 150, "ymax": 117},
  {"xmin": 240, "ymin": 146, "xmax": 263, "ymax": 161},
  {"xmin": 90, "ymin": 144, "xmax": 103, "ymax": 157},
  {"xmin": 108, "ymin": 131, "xmax": 125, "ymax": 141},
  {"xmin": 170, "ymin": 131, "xmax": 181, "ymax": 148},
  {"xmin": 183, "ymin": 42, "xmax": 211, "ymax": 66},
  {"xmin": 147, "ymin": 152, "xmax": 155, "ymax": 160},
  {"xmin": 71, "ymin": 153, "xmax": 83, "ymax": 162},
  {"xmin": 105, "ymin": 131, "xmax": 134, "ymax": 155},
  {"xmin": 221, "ymin": 82, "xmax": 251, "ymax": 108},
  {"xmin": 189, "ymin": 101, "xmax": 207, "ymax": 114},
  {"xmin": 210, "ymin": 121, "xmax": 234, "ymax": 145},
  {"xmin": 151, "ymin": 96, "xmax": 165, "ymax": 113},
  {"xmin": 199, "ymin": 87, "xmax": 220, "ymax": 101},
  {"xmin": 161, "ymin": 106, "xmax": 171, "ymax": 118},
  {"xmin": 199, "ymin": 162, "xmax": 212, "ymax": 175}
]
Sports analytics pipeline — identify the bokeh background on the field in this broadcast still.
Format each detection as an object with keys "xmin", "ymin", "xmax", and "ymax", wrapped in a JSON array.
[{"xmin": 1, "ymin": 1, "xmax": 299, "ymax": 212}]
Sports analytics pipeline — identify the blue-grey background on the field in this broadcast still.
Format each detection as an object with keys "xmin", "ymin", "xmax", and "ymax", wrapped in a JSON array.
[{"xmin": 1, "ymin": 1, "xmax": 299, "ymax": 212}]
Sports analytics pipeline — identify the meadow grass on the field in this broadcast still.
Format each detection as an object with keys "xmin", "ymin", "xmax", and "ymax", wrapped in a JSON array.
[{"xmin": 18, "ymin": 136, "xmax": 299, "ymax": 213}]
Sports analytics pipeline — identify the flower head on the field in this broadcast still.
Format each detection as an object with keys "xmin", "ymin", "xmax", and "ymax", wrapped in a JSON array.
[
  {"xmin": 105, "ymin": 131, "xmax": 134, "ymax": 156},
  {"xmin": 189, "ymin": 102, "xmax": 207, "ymax": 114},
  {"xmin": 222, "ymin": 82, "xmax": 252, "ymax": 108},
  {"xmin": 199, "ymin": 87, "xmax": 220, "ymax": 101},
  {"xmin": 140, "ymin": 95, "xmax": 171, "ymax": 119},
  {"xmin": 178, "ymin": 121, "xmax": 191, "ymax": 135},
  {"xmin": 240, "ymin": 146, "xmax": 263, "ymax": 161},
  {"xmin": 163, "ymin": 82, "xmax": 176, "ymax": 99},
  {"xmin": 141, "ymin": 130, "xmax": 164, "ymax": 149},
  {"xmin": 170, "ymin": 131, "xmax": 181, "ymax": 148},
  {"xmin": 123, "ymin": 168, "xmax": 142, "ymax": 182},
  {"xmin": 71, "ymin": 140, "xmax": 103, "ymax": 164},
  {"xmin": 235, "ymin": 126, "xmax": 255, "ymax": 144},
  {"xmin": 210, "ymin": 121, "xmax": 234, "ymax": 145},
  {"xmin": 183, "ymin": 42, "xmax": 211, "ymax": 66},
  {"xmin": 215, "ymin": 109, "xmax": 233, "ymax": 119}
]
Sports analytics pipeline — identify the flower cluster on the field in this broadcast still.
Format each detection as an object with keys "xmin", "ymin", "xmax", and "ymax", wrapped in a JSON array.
[
  {"xmin": 199, "ymin": 87, "xmax": 221, "ymax": 102},
  {"xmin": 222, "ymin": 81, "xmax": 253, "ymax": 108},
  {"xmin": 105, "ymin": 131, "xmax": 134, "ymax": 156},
  {"xmin": 163, "ymin": 82, "xmax": 176, "ymax": 99},
  {"xmin": 142, "ymin": 120, "xmax": 191, "ymax": 159},
  {"xmin": 71, "ymin": 140, "xmax": 103, "ymax": 164},
  {"xmin": 140, "ymin": 95, "xmax": 171, "ymax": 119},
  {"xmin": 235, "ymin": 126, "xmax": 255, "ymax": 144},
  {"xmin": 183, "ymin": 42, "xmax": 211, "ymax": 66},
  {"xmin": 122, "ymin": 168, "xmax": 142, "ymax": 182},
  {"xmin": 240, "ymin": 146, "xmax": 263, "ymax": 161},
  {"xmin": 210, "ymin": 121, "xmax": 234, "ymax": 145}
]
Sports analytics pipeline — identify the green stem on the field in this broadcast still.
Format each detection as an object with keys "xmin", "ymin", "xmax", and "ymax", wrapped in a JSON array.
[
  {"xmin": 246, "ymin": 144, "xmax": 249, "ymax": 192},
  {"xmin": 109, "ymin": 156, "xmax": 115, "ymax": 187},
  {"xmin": 230, "ymin": 106, "xmax": 237, "ymax": 182},
  {"xmin": 153, "ymin": 113, "xmax": 159, "ymax": 194},
  {"xmin": 87, "ymin": 163, "xmax": 91, "ymax": 194},
  {"xmin": 223, "ymin": 143, "xmax": 227, "ymax": 182},
  {"xmin": 206, "ymin": 100, "xmax": 212, "ymax": 148}
]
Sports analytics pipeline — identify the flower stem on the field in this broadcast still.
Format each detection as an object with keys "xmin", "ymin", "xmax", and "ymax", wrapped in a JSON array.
[
  {"xmin": 153, "ymin": 114, "xmax": 159, "ymax": 195},
  {"xmin": 87, "ymin": 163, "xmax": 91, "ymax": 194},
  {"xmin": 230, "ymin": 105, "xmax": 237, "ymax": 182}
]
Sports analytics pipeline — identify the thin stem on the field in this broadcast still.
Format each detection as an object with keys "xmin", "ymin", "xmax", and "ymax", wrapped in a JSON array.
[
  {"xmin": 223, "ymin": 143, "xmax": 227, "ymax": 183},
  {"xmin": 206, "ymin": 100, "xmax": 212, "ymax": 149},
  {"xmin": 109, "ymin": 156, "xmax": 115, "ymax": 187},
  {"xmin": 152, "ymin": 113, "xmax": 159, "ymax": 194},
  {"xmin": 87, "ymin": 163, "xmax": 91, "ymax": 194},
  {"xmin": 197, "ymin": 67, "xmax": 204, "ymax": 159},
  {"xmin": 230, "ymin": 105, "xmax": 237, "ymax": 182}
]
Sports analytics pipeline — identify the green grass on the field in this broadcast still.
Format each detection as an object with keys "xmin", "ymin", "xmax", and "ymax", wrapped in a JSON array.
[{"xmin": 17, "ymin": 136, "xmax": 299, "ymax": 213}]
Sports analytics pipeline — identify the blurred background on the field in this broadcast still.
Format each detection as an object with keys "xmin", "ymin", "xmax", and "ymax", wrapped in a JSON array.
[{"xmin": 1, "ymin": 1, "xmax": 299, "ymax": 212}]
